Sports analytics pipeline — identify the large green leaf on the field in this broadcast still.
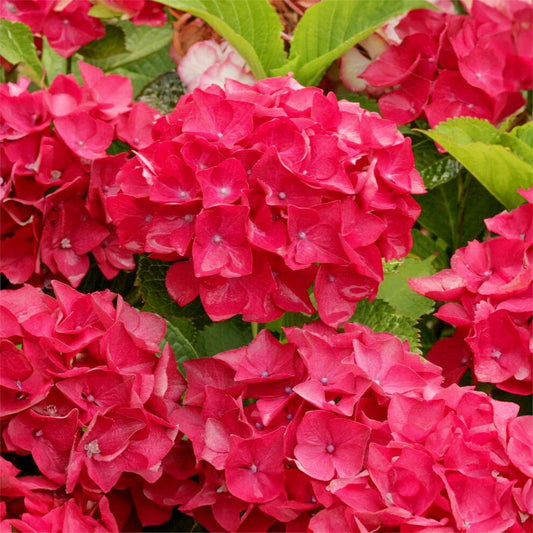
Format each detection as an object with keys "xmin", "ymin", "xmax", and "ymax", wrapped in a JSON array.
[
  {"xmin": 421, "ymin": 118, "xmax": 533, "ymax": 209},
  {"xmin": 377, "ymin": 257, "xmax": 435, "ymax": 319},
  {"xmin": 280, "ymin": 0, "xmax": 435, "ymax": 85},
  {"xmin": 153, "ymin": 0, "xmax": 287, "ymax": 78},
  {"xmin": 0, "ymin": 20, "xmax": 42, "ymax": 82},
  {"xmin": 351, "ymin": 298, "xmax": 422, "ymax": 353}
]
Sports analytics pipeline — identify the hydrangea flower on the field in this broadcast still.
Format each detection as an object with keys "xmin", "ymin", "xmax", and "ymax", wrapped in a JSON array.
[
  {"xmin": 0, "ymin": 282, "xmax": 188, "ymax": 530},
  {"xmin": 173, "ymin": 322, "xmax": 532, "ymax": 532},
  {"xmin": 108, "ymin": 75, "xmax": 425, "ymax": 327},
  {"xmin": 0, "ymin": 64, "xmax": 159, "ymax": 286},
  {"xmin": 340, "ymin": 0, "xmax": 532, "ymax": 127},
  {"xmin": 409, "ymin": 187, "xmax": 533, "ymax": 394}
]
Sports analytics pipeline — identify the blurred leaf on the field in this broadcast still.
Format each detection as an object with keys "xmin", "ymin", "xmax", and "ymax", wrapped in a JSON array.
[
  {"xmin": 194, "ymin": 320, "xmax": 252, "ymax": 357},
  {"xmin": 377, "ymin": 257, "xmax": 435, "ymax": 319},
  {"xmin": 420, "ymin": 117, "xmax": 533, "ymax": 209},
  {"xmin": 138, "ymin": 71, "xmax": 187, "ymax": 114},
  {"xmin": 351, "ymin": 299, "xmax": 421, "ymax": 353},
  {"xmin": 78, "ymin": 25, "xmax": 127, "ymax": 59},
  {"xmin": 154, "ymin": 0, "xmax": 287, "ymax": 78},
  {"xmin": 411, "ymin": 135, "xmax": 463, "ymax": 189},
  {"xmin": 282, "ymin": 0, "xmax": 435, "ymax": 85},
  {"xmin": 111, "ymin": 46, "xmax": 176, "ymax": 96},
  {"xmin": 42, "ymin": 37, "xmax": 67, "ymax": 85},
  {"xmin": 509, "ymin": 121, "xmax": 533, "ymax": 148},
  {"xmin": 78, "ymin": 21, "xmax": 173, "ymax": 91},
  {"xmin": 0, "ymin": 20, "xmax": 42, "ymax": 82}
]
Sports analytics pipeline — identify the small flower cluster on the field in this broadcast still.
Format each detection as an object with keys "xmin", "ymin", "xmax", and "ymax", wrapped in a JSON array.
[
  {"xmin": 409, "ymin": 188, "xmax": 533, "ymax": 395},
  {"xmin": 175, "ymin": 324, "xmax": 533, "ymax": 532},
  {"xmin": 0, "ymin": 282, "xmax": 188, "ymax": 531},
  {"xmin": 107, "ymin": 75, "xmax": 425, "ymax": 327},
  {"xmin": 346, "ymin": 0, "xmax": 532, "ymax": 126},
  {"xmin": 0, "ymin": 64, "xmax": 159, "ymax": 287},
  {"xmin": 1, "ymin": 0, "xmax": 166, "ymax": 58},
  {"xmin": 177, "ymin": 39, "xmax": 255, "ymax": 92}
]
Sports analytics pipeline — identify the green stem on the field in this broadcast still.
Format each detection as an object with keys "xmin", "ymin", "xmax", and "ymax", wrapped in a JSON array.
[{"xmin": 251, "ymin": 322, "xmax": 258, "ymax": 339}]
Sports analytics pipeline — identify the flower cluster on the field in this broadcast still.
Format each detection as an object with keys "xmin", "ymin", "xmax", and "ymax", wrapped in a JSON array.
[
  {"xmin": 0, "ymin": 282, "xmax": 189, "ymax": 531},
  {"xmin": 175, "ymin": 323, "xmax": 533, "ymax": 532},
  {"xmin": 0, "ymin": 63, "xmax": 160, "ymax": 287},
  {"xmin": 107, "ymin": 75, "xmax": 425, "ymax": 327},
  {"xmin": 1, "ymin": 0, "xmax": 166, "ymax": 58},
  {"xmin": 409, "ymin": 188, "xmax": 533, "ymax": 395},
  {"xmin": 345, "ymin": 0, "xmax": 532, "ymax": 126}
]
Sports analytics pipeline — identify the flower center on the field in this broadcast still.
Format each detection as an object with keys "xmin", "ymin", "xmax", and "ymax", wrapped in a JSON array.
[{"xmin": 84, "ymin": 439, "xmax": 101, "ymax": 458}]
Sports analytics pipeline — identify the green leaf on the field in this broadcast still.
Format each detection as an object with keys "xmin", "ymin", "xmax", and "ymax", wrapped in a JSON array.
[
  {"xmin": 138, "ymin": 71, "xmax": 187, "ymax": 114},
  {"xmin": 377, "ymin": 257, "xmax": 435, "ymax": 319},
  {"xmin": 153, "ymin": 0, "xmax": 287, "ymax": 79},
  {"xmin": 111, "ymin": 46, "xmax": 176, "ymax": 96},
  {"xmin": 42, "ymin": 37, "xmax": 67, "ymax": 85},
  {"xmin": 411, "ymin": 135, "xmax": 463, "ymax": 189},
  {"xmin": 284, "ymin": 0, "xmax": 435, "ymax": 85},
  {"xmin": 420, "ymin": 117, "xmax": 533, "ymax": 209},
  {"xmin": 0, "ymin": 20, "xmax": 42, "ymax": 82},
  {"xmin": 85, "ymin": 22, "xmax": 173, "ymax": 71},
  {"xmin": 165, "ymin": 317, "xmax": 200, "ymax": 370},
  {"xmin": 351, "ymin": 299, "xmax": 421, "ymax": 352},
  {"xmin": 194, "ymin": 320, "xmax": 252, "ymax": 357}
]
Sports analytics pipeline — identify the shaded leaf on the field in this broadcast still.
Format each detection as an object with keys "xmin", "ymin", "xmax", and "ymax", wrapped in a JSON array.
[
  {"xmin": 410, "ymin": 229, "xmax": 449, "ymax": 271},
  {"xmin": 282, "ymin": 0, "xmax": 435, "ymax": 85},
  {"xmin": 154, "ymin": 0, "xmax": 286, "ymax": 78},
  {"xmin": 377, "ymin": 257, "xmax": 435, "ymax": 319},
  {"xmin": 194, "ymin": 320, "xmax": 252, "ymax": 358},
  {"xmin": 417, "ymin": 174, "xmax": 504, "ymax": 248},
  {"xmin": 136, "ymin": 256, "xmax": 184, "ymax": 318},
  {"xmin": 0, "ymin": 20, "xmax": 42, "ymax": 81},
  {"xmin": 77, "ymin": 24, "xmax": 127, "ymax": 59}
]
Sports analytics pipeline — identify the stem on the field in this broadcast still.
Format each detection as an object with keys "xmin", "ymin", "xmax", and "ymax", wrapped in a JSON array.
[{"xmin": 251, "ymin": 322, "xmax": 258, "ymax": 339}]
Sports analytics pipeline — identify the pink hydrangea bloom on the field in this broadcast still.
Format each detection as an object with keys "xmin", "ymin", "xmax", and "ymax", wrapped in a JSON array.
[
  {"xmin": 0, "ymin": 282, "xmax": 186, "ymax": 529},
  {"xmin": 108, "ymin": 75, "xmax": 424, "ymax": 327},
  {"xmin": 172, "ymin": 320, "xmax": 531, "ymax": 532},
  {"xmin": 341, "ymin": 0, "xmax": 532, "ymax": 126},
  {"xmin": 410, "ymin": 187, "xmax": 533, "ymax": 394},
  {"xmin": 0, "ymin": 65, "xmax": 157, "ymax": 287}
]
